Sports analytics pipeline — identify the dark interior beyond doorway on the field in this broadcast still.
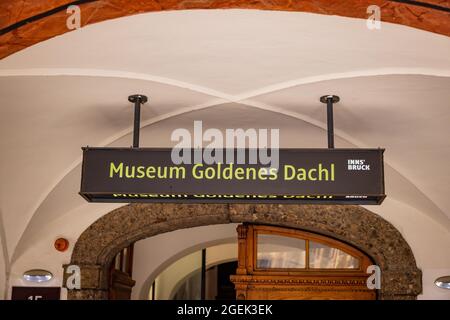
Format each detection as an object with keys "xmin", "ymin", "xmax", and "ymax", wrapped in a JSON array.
[
  {"xmin": 215, "ymin": 261, "xmax": 237, "ymax": 300},
  {"xmin": 172, "ymin": 261, "xmax": 237, "ymax": 300}
]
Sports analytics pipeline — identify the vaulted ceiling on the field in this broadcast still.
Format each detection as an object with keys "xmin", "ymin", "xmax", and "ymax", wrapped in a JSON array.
[{"xmin": 0, "ymin": 9, "xmax": 449, "ymax": 294}]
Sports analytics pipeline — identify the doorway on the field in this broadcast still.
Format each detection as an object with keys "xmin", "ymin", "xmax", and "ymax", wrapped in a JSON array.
[
  {"xmin": 170, "ymin": 261, "xmax": 238, "ymax": 300},
  {"xmin": 216, "ymin": 262, "xmax": 238, "ymax": 300},
  {"xmin": 109, "ymin": 224, "xmax": 376, "ymax": 300},
  {"xmin": 66, "ymin": 203, "xmax": 421, "ymax": 300}
]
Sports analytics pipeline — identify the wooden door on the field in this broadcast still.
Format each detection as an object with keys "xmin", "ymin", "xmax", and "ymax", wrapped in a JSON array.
[{"xmin": 230, "ymin": 224, "xmax": 376, "ymax": 300}]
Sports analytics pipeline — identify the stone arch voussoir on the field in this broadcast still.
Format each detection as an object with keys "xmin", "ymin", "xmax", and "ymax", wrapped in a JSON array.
[{"xmin": 65, "ymin": 203, "xmax": 421, "ymax": 300}]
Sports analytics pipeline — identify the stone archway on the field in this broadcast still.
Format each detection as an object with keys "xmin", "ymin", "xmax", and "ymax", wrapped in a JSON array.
[{"xmin": 64, "ymin": 203, "xmax": 422, "ymax": 300}]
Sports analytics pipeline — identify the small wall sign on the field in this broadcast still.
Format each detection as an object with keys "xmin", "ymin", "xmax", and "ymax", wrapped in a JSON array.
[{"xmin": 11, "ymin": 286, "xmax": 61, "ymax": 300}]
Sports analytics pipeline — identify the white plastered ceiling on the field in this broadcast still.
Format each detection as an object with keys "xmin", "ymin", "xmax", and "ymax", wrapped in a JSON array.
[{"xmin": 0, "ymin": 10, "xmax": 449, "ymax": 299}]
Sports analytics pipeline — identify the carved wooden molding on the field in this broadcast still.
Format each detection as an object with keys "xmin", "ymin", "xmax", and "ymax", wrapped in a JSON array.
[
  {"xmin": 231, "ymin": 276, "xmax": 368, "ymax": 287},
  {"xmin": 236, "ymin": 224, "xmax": 248, "ymax": 240},
  {"xmin": 246, "ymin": 287, "xmax": 374, "ymax": 293}
]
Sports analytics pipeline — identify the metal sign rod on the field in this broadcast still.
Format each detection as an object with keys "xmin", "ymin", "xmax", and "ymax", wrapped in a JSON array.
[
  {"xmin": 201, "ymin": 248, "xmax": 206, "ymax": 300},
  {"xmin": 320, "ymin": 95, "xmax": 340, "ymax": 149},
  {"xmin": 128, "ymin": 94, "xmax": 148, "ymax": 148}
]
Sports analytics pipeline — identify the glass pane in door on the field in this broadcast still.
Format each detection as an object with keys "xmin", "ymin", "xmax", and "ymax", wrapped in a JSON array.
[
  {"xmin": 257, "ymin": 234, "xmax": 306, "ymax": 269},
  {"xmin": 309, "ymin": 241, "xmax": 359, "ymax": 269}
]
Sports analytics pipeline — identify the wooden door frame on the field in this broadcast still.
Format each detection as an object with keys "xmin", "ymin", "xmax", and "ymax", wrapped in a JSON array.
[{"xmin": 231, "ymin": 224, "xmax": 377, "ymax": 300}]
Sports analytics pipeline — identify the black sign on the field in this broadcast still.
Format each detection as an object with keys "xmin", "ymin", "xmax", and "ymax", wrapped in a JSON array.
[
  {"xmin": 11, "ymin": 287, "xmax": 61, "ymax": 300},
  {"xmin": 80, "ymin": 148, "xmax": 385, "ymax": 204}
]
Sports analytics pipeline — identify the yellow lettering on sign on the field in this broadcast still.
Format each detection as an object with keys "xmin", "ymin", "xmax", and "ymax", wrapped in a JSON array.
[{"xmin": 110, "ymin": 162, "xmax": 123, "ymax": 178}]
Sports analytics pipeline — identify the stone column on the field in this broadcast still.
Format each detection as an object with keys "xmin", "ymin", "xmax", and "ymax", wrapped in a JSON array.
[
  {"xmin": 63, "ymin": 264, "xmax": 109, "ymax": 300},
  {"xmin": 379, "ymin": 269, "xmax": 422, "ymax": 300}
]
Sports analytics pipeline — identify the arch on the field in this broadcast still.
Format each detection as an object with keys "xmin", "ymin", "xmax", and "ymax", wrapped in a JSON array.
[
  {"xmin": 138, "ymin": 237, "xmax": 238, "ymax": 300},
  {"xmin": 65, "ymin": 203, "xmax": 422, "ymax": 299},
  {"xmin": 1, "ymin": 1, "xmax": 449, "ymax": 59}
]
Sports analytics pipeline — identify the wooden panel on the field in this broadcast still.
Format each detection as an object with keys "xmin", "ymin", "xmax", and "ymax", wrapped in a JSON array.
[
  {"xmin": 108, "ymin": 243, "xmax": 135, "ymax": 300},
  {"xmin": 109, "ymin": 269, "xmax": 136, "ymax": 300}
]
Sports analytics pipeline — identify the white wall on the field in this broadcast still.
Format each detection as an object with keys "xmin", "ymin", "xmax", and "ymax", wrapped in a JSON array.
[
  {"xmin": 421, "ymin": 269, "xmax": 450, "ymax": 300},
  {"xmin": 6, "ymin": 202, "xmax": 123, "ymax": 300},
  {"xmin": 155, "ymin": 251, "xmax": 202, "ymax": 300}
]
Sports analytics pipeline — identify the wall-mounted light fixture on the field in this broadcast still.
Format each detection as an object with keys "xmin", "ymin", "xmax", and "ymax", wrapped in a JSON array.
[
  {"xmin": 23, "ymin": 269, "xmax": 53, "ymax": 283},
  {"xmin": 434, "ymin": 276, "xmax": 450, "ymax": 289},
  {"xmin": 434, "ymin": 276, "xmax": 450, "ymax": 290}
]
